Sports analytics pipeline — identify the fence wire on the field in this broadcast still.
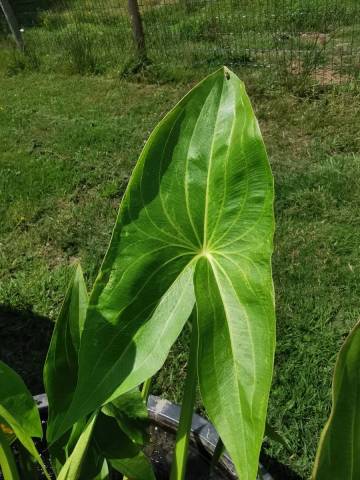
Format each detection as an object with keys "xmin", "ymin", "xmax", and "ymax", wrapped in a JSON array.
[{"xmin": 1, "ymin": 0, "xmax": 360, "ymax": 83}]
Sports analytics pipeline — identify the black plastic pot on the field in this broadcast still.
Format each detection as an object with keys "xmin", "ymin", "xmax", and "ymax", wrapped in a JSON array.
[{"xmin": 33, "ymin": 394, "xmax": 273, "ymax": 480}]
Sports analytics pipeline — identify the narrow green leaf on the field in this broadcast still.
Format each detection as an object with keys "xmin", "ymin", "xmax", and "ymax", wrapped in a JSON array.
[
  {"xmin": 77, "ymin": 447, "xmax": 108, "ymax": 480},
  {"xmin": 102, "ymin": 389, "xmax": 149, "ymax": 445},
  {"xmin": 312, "ymin": 320, "xmax": 360, "ymax": 480},
  {"xmin": 50, "ymin": 419, "xmax": 87, "ymax": 475},
  {"xmin": 93, "ymin": 459, "xmax": 109, "ymax": 480},
  {"xmin": 50, "ymin": 67, "xmax": 275, "ymax": 480},
  {"xmin": 57, "ymin": 413, "xmax": 97, "ymax": 480},
  {"xmin": 0, "ymin": 407, "xmax": 50, "ymax": 480},
  {"xmin": 95, "ymin": 459, "xmax": 109, "ymax": 480},
  {"xmin": 45, "ymin": 263, "xmax": 88, "ymax": 441}
]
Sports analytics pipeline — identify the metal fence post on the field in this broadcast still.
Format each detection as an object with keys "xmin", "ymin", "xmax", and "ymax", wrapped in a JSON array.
[
  {"xmin": 127, "ymin": 0, "xmax": 146, "ymax": 60},
  {"xmin": 0, "ymin": 0, "xmax": 24, "ymax": 50}
]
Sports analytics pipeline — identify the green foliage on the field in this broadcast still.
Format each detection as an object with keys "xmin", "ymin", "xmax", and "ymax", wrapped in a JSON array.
[
  {"xmin": 57, "ymin": 414, "xmax": 97, "ymax": 480},
  {"xmin": 1, "ymin": 0, "xmax": 359, "ymax": 81},
  {"xmin": 110, "ymin": 454, "xmax": 155, "ymax": 480},
  {"xmin": 170, "ymin": 315, "xmax": 198, "ymax": 480},
  {"xmin": 0, "ymin": 362, "xmax": 42, "ymax": 440},
  {"xmin": 44, "ymin": 264, "xmax": 89, "ymax": 474},
  {"xmin": 0, "ymin": 362, "xmax": 50, "ymax": 479},
  {"xmin": 47, "ymin": 67, "xmax": 275, "ymax": 480},
  {"xmin": 0, "ymin": 426, "xmax": 19, "ymax": 480},
  {"xmin": 44, "ymin": 264, "xmax": 88, "ymax": 439},
  {"xmin": 101, "ymin": 389, "xmax": 149, "ymax": 446},
  {"xmin": 312, "ymin": 319, "xmax": 360, "ymax": 479},
  {"xmin": 44, "ymin": 263, "xmax": 153, "ymax": 478},
  {"xmin": 94, "ymin": 413, "xmax": 155, "ymax": 480},
  {"xmin": 1, "ymin": 69, "xmax": 360, "ymax": 478}
]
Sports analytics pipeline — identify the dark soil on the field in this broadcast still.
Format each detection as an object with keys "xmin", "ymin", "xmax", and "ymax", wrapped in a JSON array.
[
  {"xmin": 0, "ymin": 305, "xmax": 53, "ymax": 394},
  {"xmin": 146, "ymin": 424, "xmax": 231, "ymax": 479}
]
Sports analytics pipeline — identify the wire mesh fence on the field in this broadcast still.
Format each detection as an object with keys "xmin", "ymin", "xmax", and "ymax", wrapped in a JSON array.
[{"xmin": 1, "ymin": 0, "xmax": 360, "ymax": 83}]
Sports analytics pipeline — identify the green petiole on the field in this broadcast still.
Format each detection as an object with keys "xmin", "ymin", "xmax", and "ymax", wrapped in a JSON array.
[{"xmin": 170, "ymin": 313, "xmax": 198, "ymax": 480}]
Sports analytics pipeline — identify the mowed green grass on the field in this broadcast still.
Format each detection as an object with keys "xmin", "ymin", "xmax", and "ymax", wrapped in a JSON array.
[
  {"xmin": 0, "ymin": 70, "xmax": 360, "ymax": 478},
  {"xmin": 2, "ymin": 0, "xmax": 360, "ymax": 78}
]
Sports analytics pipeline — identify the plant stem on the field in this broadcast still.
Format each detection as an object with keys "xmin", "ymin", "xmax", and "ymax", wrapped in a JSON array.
[
  {"xmin": 0, "ymin": 427, "xmax": 20, "ymax": 480},
  {"xmin": 170, "ymin": 312, "xmax": 198, "ymax": 480},
  {"xmin": 210, "ymin": 438, "xmax": 225, "ymax": 473},
  {"xmin": 141, "ymin": 377, "xmax": 152, "ymax": 401}
]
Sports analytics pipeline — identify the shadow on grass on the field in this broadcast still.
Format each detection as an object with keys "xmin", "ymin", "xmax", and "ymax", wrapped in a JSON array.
[{"xmin": 0, "ymin": 304, "xmax": 52, "ymax": 395}]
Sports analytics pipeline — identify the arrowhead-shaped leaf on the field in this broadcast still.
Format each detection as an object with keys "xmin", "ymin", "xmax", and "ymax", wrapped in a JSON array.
[
  {"xmin": 312, "ymin": 319, "xmax": 360, "ymax": 480},
  {"xmin": 50, "ymin": 67, "xmax": 275, "ymax": 479}
]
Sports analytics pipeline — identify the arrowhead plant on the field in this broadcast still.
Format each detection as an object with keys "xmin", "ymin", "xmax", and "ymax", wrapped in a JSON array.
[{"xmin": 49, "ymin": 66, "xmax": 276, "ymax": 479}]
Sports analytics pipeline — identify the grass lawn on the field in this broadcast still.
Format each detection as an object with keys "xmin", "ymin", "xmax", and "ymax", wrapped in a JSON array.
[
  {"xmin": 0, "ymin": 68, "xmax": 360, "ymax": 478},
  {"xmin": 2, "ymin": 0, "xmax": 360, "ymax": 80}
]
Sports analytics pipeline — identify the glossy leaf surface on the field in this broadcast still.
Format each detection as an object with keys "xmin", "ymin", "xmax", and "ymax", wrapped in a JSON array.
[
  {"xmin": 312, "ymin": 320, "xmax": 360, "ymax": 480},
  {"xmin": 94, "ymin": 412, "xmax": 155, "ymax": 480},
  {"xmin": 0, "ymin": 362, "xmax": 41, "ymax": 440},
  {"xmin": 50, "ymin": 67, "xmax": 275, "ymax": 480},
  {"xmin": 102, "ymin": 388, "xmax": 149, "ymax": 445},
  {"xmin": 45, "ymin": 264, "xmax": 88, "ymax": 441},
  {"xmin": 0, "ymin": 362, "xmax": 50, "ymax": 479},
  {"xmin": 57, "ymin": 414, "xmax": 97, "ymax": 480},
  {"xmin": 110, "ymin": 453, "xmax": 155, "ymax": 480}
]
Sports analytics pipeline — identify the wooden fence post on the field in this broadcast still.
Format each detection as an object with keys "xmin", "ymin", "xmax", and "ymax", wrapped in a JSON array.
[
  {"xmin": 0, "ymin": 0, "xmax": 24, "ymax": 50},
  {"xmin": 127, "ymin": 0, "xmax": 146, "ymax": 60}
]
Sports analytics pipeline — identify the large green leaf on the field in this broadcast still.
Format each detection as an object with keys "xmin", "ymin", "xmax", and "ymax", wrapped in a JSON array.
[
  {"xmin": 44, "ymin": 263, "xmax": 88, "ymax": 441},
  {"xmin": 312, "ymin": 320, "xmax": 360, "ymax": 480},
  {"xmin": 0, "ymin": 362, "xmax": 50, "ymax": 479},
  {"xmin": 50, "ymin": 67, "xmax": 275, "ymax": 479}
]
